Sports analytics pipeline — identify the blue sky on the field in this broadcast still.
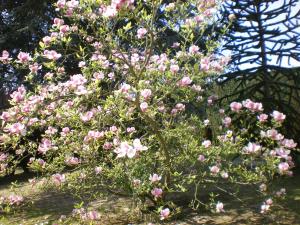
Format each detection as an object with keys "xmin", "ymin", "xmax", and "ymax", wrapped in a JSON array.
[{"xmin": 222, "ymin": 0, "xmax": 300, "ymax": 70}]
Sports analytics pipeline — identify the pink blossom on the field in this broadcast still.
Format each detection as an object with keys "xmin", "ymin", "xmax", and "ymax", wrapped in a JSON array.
[
  {"xmin": 52, "ymin": 173, "xmax": 66, "ymax": 186},
  {"xmin": 75, "ymin": 85, "xmax": 90, "ymax": 95},
  {"xmin": 110, "ymin": 126, "xmax": 118, "ymax": 133},
  {"xmin": 198, "ymin": 154, "xmax": 206, "ymax": 162},
  {"xmin": 221, "ymin": 172, "xmax": 229, "ymax": 179},
  {"xmin": 80, "ymin": 111, "xmax": 94, "ymax": 122},
  {"xmin": 0, "ymin": 50, "xmax": 12, "ymax": 63},
  {"xmin": 158, "ymin": 105, "xmax": 166, "ymax": 113},
  {"xmin": 108, "ymin": 72, "xmax": 115, "ymax": 80},
  {"xmin": 133, "ymin": 139, "xmax": 148, "ymax": 151},
  {"xmin": 17, "ymin": 52, "xmax": 31, "ymax": 63},
  {"xmin": 133, "ymin": 179, "xmax": 141, "ymax": 186},
  {"xmin": 171, "ymin": 42, "xmax": 180, "ymax": 48},
  {"xmin": 111, "ymin": 0, "xmax": 134, "ymax": 10},
  {"xmin": 174, "ymin": 104, "xmax": 185, "ymax": 112},
  {"xmin": 87, "ymin": 211, "xmax": 100, "ymax": 220},
  {"xmin": 158, "ymin": 64, "xmax": 167, "ymax": 71},
  {"xmin": 140, "ymin": 102, "xmax": 148, "ymax": 112},
  {"xmin": 65, "ymin": 156, "xmax": 80, "ymax": 166},
  {"xmin": 78, "ymin": 61, "xmax": 86, "ymax": 68},
  {"xmin": 0, "ymin": 153, "xmax": 8, "ymax": 162},
  {"xmin": 222, "ymin": 117, "xmax": 232, "ymax": 127},
  {"xmin": 211, "ymin": 61, "xmax": 224, "ymax": 72},
  {"xmin": 195, "ymin": 15, "xmax": 204, "ymax": 23},
  {"xmin": 259, "ymin": 184, "xmax": 267, "ymax": 192},
  {"xmin": 114, "ymin": 141, "xmax": 136, "ymax": 158},
  {"xmin": 230, "ymin": 102, "xmax": 242, "ymax": 112},
  {"xmin": 0, "ymin": 112, "xmax": 11, "ymax": 122},
  {"xmin": 257, "ymin": 114, "xmax": 268, "ymax": 122},
  {"xmin": 114, "ymin": 139, "xmax": 147, "ymax": 158},
  {"xmin": 271, "ymin": 110, "xmax": 286, "ymax": 123},
  {"xmin": 219, "ymin": 109, "xmax": 225, "ymax": 115},
  {"xmin": 202, "ymin": 140, "xmax": 211, "ymax": 148},
  {"xmin": 210, "ymin": 165, "xmax": 220, "ymax": 175},
  {"xmin": 149, "ymin": 173, "xmax": 162, "ymax": 183},
  {"xmin": 177, "ymin": 76, "xmax": 192, "ymax": 87},
  {"xmin": 266, "ymin": 198, "xmax": 273, "ymax": 205},
  {"xmin": 61, "ymin": 127, "xmax": 70, "ymax": 136},
  {"xmin": 203, "ymin": 119, "xmax": 210, "ymax": 126},
  {"xmin": 216, "ymin": 202, "xmax": 224, "ymax": 213},
  {"xmin": 29, "ymin": 63, "xmax": 41, "ymax": 74},
  {"xmin": 160, "ymin": 208, "xmax": 170, "ymax": 220},
  {"xmin": 141, "ymin": 89, "xmax": 152, "ymax": 100},
  {"xmin": 170, "ymin": 64, "xmax": 179, "ymax": 73},
  {"xmin": 10, "ymin": 86, "xmax": 26, "ymax": 103},
  {"xmin": 260, "ymin": 203, "xmax": 270, "ymax": 213},
  {"xmin": 43, "ymin": 50, "xmax": 62, "ymax": 60},
  {"xmin": 265, "ymin": 129, "xmax": 284, "ymax": 141},
  {"xmin": 57, "ymin": 0, "xmax": 66, "ymax": 8},
  {"xmin": 126, "ymin": 127, "xmax": 136, "ymax": 133},
  {"xmin": 60, "ymin": 25, "xmax": 70, "ymax": 33},
  {"xmin": 95, "ymin": 166, "xmax": 103, "ymax": 174},
  {"xmin": 103, "ymin": 142, "xmax": 113, "ymax": 150},
  {"xmin": 53, "ymin": 18, "xmax": 64, "ymax": 27},
  {"xmin": 103, "ymin": 5, "xmax": 117, "ymax": 18},
  {"xmin": 281, "ymin": 139, "xmax": 297, "ymax": 149},
  {"xmin": 44, "ymin": 72, "xmax": 53, "ymax": 80},
  {"xmin": 151, "ymin": 187, "xmax": 163, "ymax": 198},
  {"xmin": 120, "ymin": 83, "xmax": 131, "ymax": 93},
  {"xmin": 137, "ymin": 28, "xmax": 147, "ymax": 39},
  {"xmin": 66, "ymin": 0, "xmax": 79, "ymax": 9},
  {"xmin": 67, "ymin": 74, "xmax": 87, "ymax": 88},
  {"xmin": 200, "ymin": 57, "xmax": 210, "ymax": 71},
  {"xmin": 93, "ymin": 72, "xmax": 105, "ymax": 80},
  {"xmin": 171, "ymin": 108, "xmax": 178, "ymax": 115},
  {"xmin": 242, "ymin": 99, "xmax": 263, "ymax": 112},
  {"xmin": 85, "ymin": 130, "xmax": 104, "ymax": 142},
  {"xmin": 192, "ymin": 84, "xmax": 202, "ymax": 92},
  {"xmin": 45, "ymin": 126, "xmax": 58, "ymax": 135},
  {"xmin": 8, "ymin": 123, "xmax": 26, "ymax": 136},
  {"xmin": 189, "ymin": 45, "xmax": 199, "ymax": 54},
  {"xmin": 8, "ymin": 194, "xmax": 24, "ymax": 206},
  {"xmin": 278, "ymin": 162, "xmax": 289, "ymax": 174},
  {"xmin": 276, "ymin": 188, "xmax": 286, "ymax": 197},
  {"xmin": 38, "ymin": 138, "xmax": 54, "ymax": 154},
  {"xmin": 243, "ymin": 142, "xmax": 261, "ymax": 154}
]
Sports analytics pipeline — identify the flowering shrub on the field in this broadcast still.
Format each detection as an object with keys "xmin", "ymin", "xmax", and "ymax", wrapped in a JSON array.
[{"xmin": 0, "ymin": 0, "xmax": 297, "ymax": 221}]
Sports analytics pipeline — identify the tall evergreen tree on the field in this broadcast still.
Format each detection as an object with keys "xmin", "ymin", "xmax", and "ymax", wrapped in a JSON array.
[{"xmin": 218, "ymin": 0, "xmax": 300, "ymax": 139}]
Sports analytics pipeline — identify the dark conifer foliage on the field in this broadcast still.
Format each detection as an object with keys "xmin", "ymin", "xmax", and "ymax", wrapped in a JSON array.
[{"xmin": 218, "ymin": 0, "xmax": 300, "ymax": 139}]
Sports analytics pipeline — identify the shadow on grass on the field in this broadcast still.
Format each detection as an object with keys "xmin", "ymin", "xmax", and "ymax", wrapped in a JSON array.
[
  {"xmin": 5, "ymin": 190, "xmax": 77, "ymax": 224},
  {"xmin": 1, "ymin": 170, "xmax": 300, "ymax": 224}
]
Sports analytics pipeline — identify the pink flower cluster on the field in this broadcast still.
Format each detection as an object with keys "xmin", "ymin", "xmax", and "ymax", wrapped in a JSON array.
[
  {"xmin": 114, "ymin": 139, "xmax": 148, "ymax": 158},
  {"xmin": 101, "ymin": 0, "xmax": 135, "ymax": 18},
  {"xmin": 38, "ymin": 138, "xmax": 57, "ymax": 154},
  {"xmin": 84, "ymin": 130, "xmax": 105, "ymax": 142},
  {"xmin": 72, "ymin": 208, "xmax": 100, "ymax": 221},
  {"xmin": 0, "ymin": 50, "xmax": 12, "ymax": 63},
  {"xmin": 0, "ymin": 194, "xmax": 24, "ymax": 206}
]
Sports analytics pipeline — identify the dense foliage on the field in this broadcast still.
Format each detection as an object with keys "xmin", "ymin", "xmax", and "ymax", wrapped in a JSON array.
[{"xmin": 0, "ymin": 0, "xmax": 298, "ymax": 222}]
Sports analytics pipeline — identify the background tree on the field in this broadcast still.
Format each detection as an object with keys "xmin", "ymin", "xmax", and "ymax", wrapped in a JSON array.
[
  {"xmin": 0, "ymin": 0, "xmax": 56, "ymax": 109},
  {"xmin": 217, "ymin": 0, "xmax": 300, "ymax": 140}
]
